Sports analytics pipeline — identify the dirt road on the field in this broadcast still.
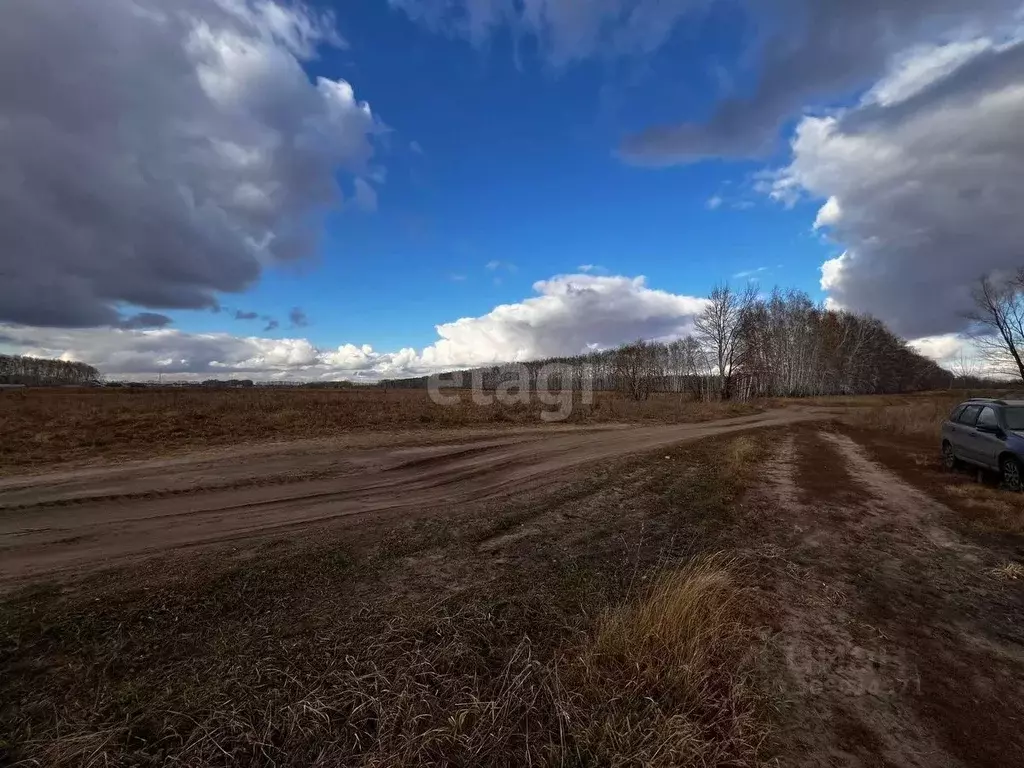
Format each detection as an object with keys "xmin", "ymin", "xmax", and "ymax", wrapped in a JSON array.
[
  {"xmin": 744, "ymin": 430, "xmax": 1024, "ymax": 768},
  {"xmin": 0, "ymin": 407, "xmax": 832, "ymax": 586}
]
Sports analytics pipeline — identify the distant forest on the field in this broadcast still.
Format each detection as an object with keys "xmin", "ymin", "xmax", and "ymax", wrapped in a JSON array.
[
  {"xmin": 0, "ymin": 354, "xmax": 99, "ymax": 386},
  {"xmin": 383, "ymin": 288, "xmax": 962, "ymax": 400},
  {"xmin": 0, "ymin": 287, "xmax": 999, "ymax": 396}
]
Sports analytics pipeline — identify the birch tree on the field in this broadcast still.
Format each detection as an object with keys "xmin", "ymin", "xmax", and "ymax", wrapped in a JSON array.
[{"xmin": 693, "ymin": 283, "xmax": 757, "ymax": 399}]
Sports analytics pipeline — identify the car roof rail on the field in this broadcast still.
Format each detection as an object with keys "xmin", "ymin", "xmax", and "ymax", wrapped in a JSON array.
[{"xmin": 967, "ymin": 397, "xmax": 1007, "ymax": 405}]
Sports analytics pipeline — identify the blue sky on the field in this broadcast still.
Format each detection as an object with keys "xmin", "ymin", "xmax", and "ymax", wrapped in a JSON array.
[
  {"xmin": 179, "ymin": 0, "xmax": 829, "ymax": 351},
  {"xmin": 2, "ymin": 0, "xmax": 1020, "ymax": 378}
]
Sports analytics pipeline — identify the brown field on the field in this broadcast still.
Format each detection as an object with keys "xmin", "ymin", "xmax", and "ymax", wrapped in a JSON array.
[
  {"xmin": 2, "ymin": 390, "xmax": 1023, "ymax": 767},
  {"xmin": 0, "ymin": 387, "xmax": 759, "ymax": 471}
]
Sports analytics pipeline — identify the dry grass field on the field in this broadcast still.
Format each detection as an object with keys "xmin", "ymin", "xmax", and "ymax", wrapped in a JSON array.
[
  {"xmin": 792, "ymin": 388, "xmax": 1024, "ymax": 438},
  {"xmin": 0, "ymin": 387, "xmax": 759, "ymax": 471},
  {"xmin": 2, "ymin": 389, "xmax": 1024, "ymax": 766},
  {"xmin": 1, "ymin": 431, "xmax": 775, "ymax": 767}
]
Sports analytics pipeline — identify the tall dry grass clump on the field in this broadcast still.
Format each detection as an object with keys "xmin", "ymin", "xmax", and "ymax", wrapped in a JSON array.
[{"xmin": 558, "ymin": 553, "xmax": 765, "ymax": 767}]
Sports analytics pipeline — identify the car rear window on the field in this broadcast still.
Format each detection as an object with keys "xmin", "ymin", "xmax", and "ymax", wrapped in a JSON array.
[
  {"xmin": 1004, "ymin": 407, "xmax": 1024, "ymax": 431},
  {"xmin": 957, "ymin": 405, "xmax": 983, "ymax": 426},
  {"xmin": 949, "ymin": 405, "xmax": 966, "ymax": 422}
]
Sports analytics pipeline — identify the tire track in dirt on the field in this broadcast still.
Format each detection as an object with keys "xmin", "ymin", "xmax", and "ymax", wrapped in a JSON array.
[
  {"xmin": 747, "ymin": 429, "xmax": 1024, "ymax": 768},
  {"xmin": 0, "ymin": 408, "xmax": 835, "ymax": 587}
]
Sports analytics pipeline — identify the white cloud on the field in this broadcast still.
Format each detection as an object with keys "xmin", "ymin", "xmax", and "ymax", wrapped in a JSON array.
[
  {"xmin": 486, "ymin": 260, "xmax": 517, "ymax": 273},
  {"xmin": 909, "ymin": 334, "xmax": 970, "ymax": 364},
  {"xmin": 0, "ymin": 273, "xmax": 707, "ymax": 380},
  {"xmin": 864, "ymin": 38, "xmax": 1003, "ymax": 107},
  {"xmin": 772, "ymin": 36, "xmax": 1024, "ymax": 339},
  {"xmin": 706, "ymin": 196, "xmax": 723, "ymax": 210},
  {"xmin": 0, "ymin": 0, "xmax": 379, "ymax": 328},
  {"xmin": 813, "ymin": 197, "xmax": 842, "ymax": 229},
  {"xmin": 391, "ymin": 0, "xmax": 704, "ymax": 66},
  {"xmin": 353, "ymin": 177, "xmax": 379, "ymax": 212},
  {"xmin": 417, "ymin": 274, "xmax": 707, "ymax": 367},
  {"xmin": 733, "ymin": 267, "xmax": 769, "ymax": 280},
  {"xmin": 818, "ymin": 253, "xmax": 847, "ymax": 294},
  {"xmin": 908, "ymin": 334, "xmax": 1009, "ymax": 378},
  {"xmin": 620, "ymin": 0, "xmax": 1019, "ymax": 163}
]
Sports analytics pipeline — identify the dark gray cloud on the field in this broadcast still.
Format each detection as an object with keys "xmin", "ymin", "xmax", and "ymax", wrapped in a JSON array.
[
  {"xmin": 0, "ymin": 0, "xmax": 379, "ymax": 328},
  {"xmin": 117, "ymin": 313, "xmax": 173, "ymax": 330},
  {"xmin": 264, "ymin": 319, "xmax": 280, "ymax": 333},
  {"xmin": 288, "ymin": 307, "xmax": 310, "ymax": 328},
  {"xmin": 621, "ymin": 0, "xmax": 1020, "ymax": 163},
  {"xmin": 393, "ymin": 0, "xmax": 1019, "ymax": 163},
  {"xmin": 234, "ymin": 310, "xmax": 260, "ymax": 321},
  {"xmin": 775, "ymin": 36, "xmax": 1024, "ymax": 339}
]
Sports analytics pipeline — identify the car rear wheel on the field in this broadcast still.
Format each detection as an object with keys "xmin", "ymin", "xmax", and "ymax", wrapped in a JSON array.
[
  {"xmin": 942, "ymin": 441, "xmax": 958, "ymax": 471},
  {"xmin": 1001, "ymin": 456, "xmax": 1023, "ymax": 491}
]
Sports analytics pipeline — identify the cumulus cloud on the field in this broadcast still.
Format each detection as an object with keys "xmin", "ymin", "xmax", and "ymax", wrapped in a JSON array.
[
  {"xmin": 1, "ymin": 326, "xmax": 325, "ymax": 378},
  {"xmin": 416, "ymin": 273, "xmax": 707, "ymax": 367},
  {"xmin": 909, "ymin": 334, "xmax": 1003, "ymax": 377},
  {"xmin": 774, "ymin": 35, "xmax": 1024, "ymax": 339},
  {"xmin": 0, "ymin": 0, "xmax": 378, "ymax": 328},
  {"xmin": 621, "ymin": 0, "xmax": 1020, "ymax": 163},
  {"xmin": 0, "ymin": 273, "xmax": 706, "ymax": 379},
  {"xmin": 909, "ymin": 334, "xmax": 971, "ymax": 365},
  {"xmin": 390, "ymin": 0, "xmax": 703, "ymax": 65},
  {"xmin": 813, "ymin": 197, "xmax": 842, "ymax": 230}
]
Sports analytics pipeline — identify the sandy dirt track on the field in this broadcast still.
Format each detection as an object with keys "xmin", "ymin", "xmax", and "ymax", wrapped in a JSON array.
[
  {"xmin": 745, "ymin": 430, "xmax": 1024, "ymax": 767},
  {"xmin": 0, "ymin": 407, "xmax": 833, "ymax": 585}
]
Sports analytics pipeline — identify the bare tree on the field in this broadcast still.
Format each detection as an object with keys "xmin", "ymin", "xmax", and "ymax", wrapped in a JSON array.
[
  {"xmin": 693, "ymin": 283, "xmax": 757, "ymax": 399},
  {"xmin": 614, "ymin": 340, "xmax": 662, "ymax": 401},
  {"xmin": 967, "ymin": 272, "xmax": 1024, "ymax": 382},
  {"xmin": 946, "ymin": 347, "xmax": 978, "ymax": 389},
  {"xmin": 380, "ymin": 287, "xmax": 951, "ymax": 398}
]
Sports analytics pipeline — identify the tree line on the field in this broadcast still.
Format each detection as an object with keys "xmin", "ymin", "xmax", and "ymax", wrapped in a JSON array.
[
  {"xmin": 3, "ymin": 283, "xmax": 970, "ymax": 396},
  {"xmin": 0, "ymin": 354, "xmax": 100, "ymax": 386},
  {"xmin": 383, "ymin": 287, "xmax": 950, "ymax": 400}
]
